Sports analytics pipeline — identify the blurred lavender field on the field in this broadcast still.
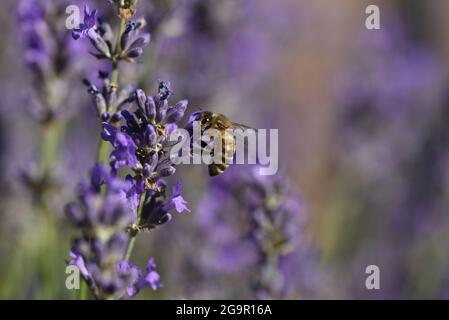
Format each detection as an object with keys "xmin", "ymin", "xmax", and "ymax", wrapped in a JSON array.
[{"xmin": 0, "ymin": 0, "xmax": 449, "ymax": 299}]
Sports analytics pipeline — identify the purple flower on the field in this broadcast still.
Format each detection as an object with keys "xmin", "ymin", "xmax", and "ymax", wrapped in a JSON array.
[
  {"xmin": 72, "ymin": 7, "xmax": 150, "ymax": 61},
  {"xmin": 124, "ymin": 174, "xmax": 144, "ymax": 211},
  {"xmin": 83, "ymin": 75, "xmax": 136, "ymax": 120},
  {"xmin": 120, "ymin": 19, "xmax": 151, "ymax": 61},
  {"xmin": 90, "ymin": 162, "xmax": 109, "ymax": 191},
  {"xmin": 102, "ymin": 81, "xmax": 188, "ymax": 182},
  {"xmin": 166, "ymin": 100, "xmax": 189, "ymax": 124},
  {"xmin": 117, "ymin": 260, "xmax": 142, "ymax": 297},
  {"xmin": 65, "ymin": 164, "xmax": 135, "ymax": 233},
  {"xmin": 18, "ymin": 0, "xmax": 44, "ymax": 24},
  {"xmin": 142, "ymin": 257, "xmax": 162, "ymax": 290},
  {"xmin": 68, "ymin": 233, "xmax": 148, "ymax": 299},
  {"xmin": 99, "ymin": 82, "xmax": 193, "ymax": 236},
  {"xmin": 117, "ymin": 257, "xmax": 162, "ymax": 297},
  {"xmin": 102, "ymin": 123, "xmax": 138, "ymax": 171},
  {"xmin": 63, "ymin": 2, "xmax": 192, "ymax": 300},
  {"xmin": 163, "ymin": 182, "xmax": 190, "ymax": 213},
  {"xmin": 17, "ymin": 0, "xmax": 92, "ymax": 123},
  {"xmin": 72, "ymin": 6, "xmax": 98, "ymax": 40},
  {"xmin": 66, "ymin": 164, "xmax": 164, "ymax": 299},
  {"xmin": 17, "ymin": 0, "xmax": 48, "ymax": 69},
  {"xmin": 71, "ymin": 5, "xmax": 113, "ymax": 59},
  {"xmin": 69, "ymin": 251, "xmax": 90, "ymax": 280},
  {"xmin": 87, "ymin": 28, "xmax": 112, "ymax": 59},
  {"xmin": 137, "ymin": 181, "xmax": 189, "ymax": 230}
]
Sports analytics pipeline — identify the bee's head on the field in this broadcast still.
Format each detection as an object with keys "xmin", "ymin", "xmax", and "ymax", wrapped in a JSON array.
[{"xmin": 200, "ymin": 111, "xmax": 214, "ymax": 125}]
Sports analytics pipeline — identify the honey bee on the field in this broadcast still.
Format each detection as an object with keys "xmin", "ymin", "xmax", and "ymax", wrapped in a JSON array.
[{"xmin": 190, "ymin": 111, "xmax": 254, "ymax": 176}]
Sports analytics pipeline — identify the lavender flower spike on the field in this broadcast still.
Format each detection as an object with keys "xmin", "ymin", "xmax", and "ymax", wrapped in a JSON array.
[
  {"xmin": 65, "ymin": 2, "xmax": 190, "ymax": 300},
  {"xmin": 193, "ymin": 166, "xmax": 316, "ymax": 299},
  {"xmin": 66, "ymin": 165, "xmax": 162, "ymax": 299},
  {"xmin": 101, "ymin": 81, "xmax": 188, "ymax": 181},
  {"xmin": 101, "ymin": 81, "xmax": 191, "ymax": 230}
]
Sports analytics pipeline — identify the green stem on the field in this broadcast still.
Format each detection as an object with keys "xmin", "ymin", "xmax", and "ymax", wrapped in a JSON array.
[
  {"xmin": 124, "ymin": 193, "xmax": 145, "ymax": 261},
  {"xmin": 111, "ymin": 60, "xmax": 120, "ymax": 88},
  {"xmin": 96, "ymin": 138, "xmax": 108, "ymax": 164},
  {"xmin": 38, "ymin": 206, "xmax": 59, "ymax": 299},
  {"xmin": 95, "ymin": 17, "xmax": 126, "ymax": 165},
  {"xmin": 265, "ymin": 253, "xmax": 280, "ymax": 296},
  {"xmin": 116, "ymin": 16, "xmax": 133, "ymax": 259},
  {"xmin": 78, "ymin": 280, "xmax": 88, "ymax": 300},
  {"xmin": 111, "ymin": 18, "xmax": 126, "ymax": 87},
  {"xmin": 40, "ymin": 122, "xmax": 60, "ymax": 181},
  {"xmin": 34, "ymin": 121, "xmax": 63, "ymax": 299},
  {"xmin": 124, "ymin": 235, "xmax": 137, "ymax": 262},
  {"xmin": 95, "ymin": 18, "xmax": 126, "ymax": 167}
]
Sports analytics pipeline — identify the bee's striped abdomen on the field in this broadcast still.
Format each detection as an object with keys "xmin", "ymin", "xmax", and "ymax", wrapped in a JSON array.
[{"xmin": 208, "ymin": 163, "xmax": 229, "ymax": 176}]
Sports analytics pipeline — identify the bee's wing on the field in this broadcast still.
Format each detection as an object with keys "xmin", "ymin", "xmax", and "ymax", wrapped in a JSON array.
[{"xmin": 231, "ymin": 122, "xmax": 257, "ymax": 132}]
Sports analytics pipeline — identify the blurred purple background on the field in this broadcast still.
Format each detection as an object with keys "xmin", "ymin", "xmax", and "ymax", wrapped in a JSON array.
[{"xmin": 1, "ymin": 0, "xmax": 449, "ymax": 299}]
